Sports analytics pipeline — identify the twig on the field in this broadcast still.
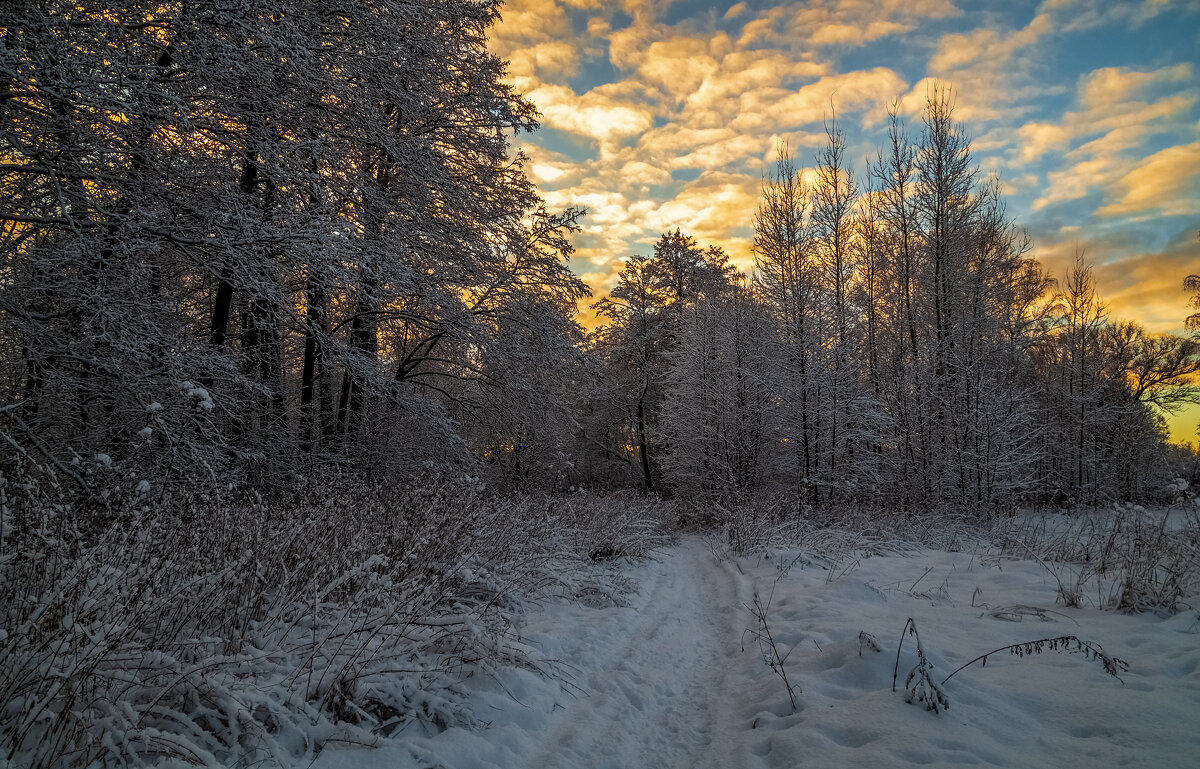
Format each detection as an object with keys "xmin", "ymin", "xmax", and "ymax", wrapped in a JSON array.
[{"xmin": 940, "ymin": 635, "xmax": 1128, "ymax": 686}]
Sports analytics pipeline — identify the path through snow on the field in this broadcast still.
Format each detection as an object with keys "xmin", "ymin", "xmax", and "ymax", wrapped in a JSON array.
[
  {"xmin": 316, "ymin": 534, "xmax": 1200, "ymax": 768},
  {"xmin": 525, "ymin": 537, "xmax": 752, "ymax": 769}
]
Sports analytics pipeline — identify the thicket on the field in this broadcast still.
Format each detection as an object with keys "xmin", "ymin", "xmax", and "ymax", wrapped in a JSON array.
[{"xmin": 0, "ymin": 4, "xmax": 649, "ymax": 765}]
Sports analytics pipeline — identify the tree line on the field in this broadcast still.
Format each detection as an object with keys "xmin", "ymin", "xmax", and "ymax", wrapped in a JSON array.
[
  {"xmin": 2, "ymin": 2, "xmax": 1197, "ymax": 513},
  {"xmin": 578, "ymin": 94, "xmax": 1200, "ymax": 511}
]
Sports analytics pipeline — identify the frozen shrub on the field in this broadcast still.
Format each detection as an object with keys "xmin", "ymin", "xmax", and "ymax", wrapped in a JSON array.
[{"xmin": 0, "ymin": 469, "xmax": 665, "ymax": 769}]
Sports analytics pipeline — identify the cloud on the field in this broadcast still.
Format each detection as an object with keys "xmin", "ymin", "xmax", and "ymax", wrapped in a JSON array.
[
  {"xmin": 1040, "ymin": 0, "xmax": 1175, "ymax": 33},
  {"xmin": 914, "ymin": 11, "xmax": 1086, "ymax": 123},
  {"xmin": 1080, "ymin": 63, "xmax": 1193, "ymax": 112},
  {"xmin": 636, "ymin": 36, "xmax": 722, "ymax": 103},
  {"xmin": 527, "ymin": 83, "xmax": 656, "ymax": 144},
  {"xmin": 620, "ymin": 160, "xmax": 671, "ymax": 186},
  {"xmin": 609, "ymin": 15, "xmax": 669, "ymax": 71},
  {"xmin": 685, "ymin": 50, "xmax": 824, "ymax": 115},
  {"xmin": 734, "ymin": 0, "xmax": 954, "ymax": 50},
  {"xmin": 1097, "ymin": 141, "xmax": 1200, "ymax": 218},
  {"xmin": 489, "ymin": 0, "xmax": 571, "ymax": 57},
  {"xmin": 929, "ymin": 14, "xmax": 1051, "ymax": 74},
  {"xmin": 1030, "ymin": 64, "xmax": 1196, "ymax": 210},
  {"xmin": 640, "ymin": 173, "xmax": 759, "ymax": 246},
  {"xmin": 506, "ymin": 41, "xmax": 581, "ymax": 80},
  {"xmin": 672, "ymin": 134, "xmax": 767, "ymax": 171},
  {"xmin": 767, "ymin": 68, "xmax": 909, "ymax": 129},
  {"xmin": 1034, "ymin": 157, "xmax": 1123, "ymax": 212},
  {"xmin": 736, "ymin": 6, "xmax": 790, "ymax": 47},
  {"xmin": 809, "ymin": 21, "xmax": 913, "ymax": 46},
  {"xmin": 1016, "ymin": 122, "xmax": 1071, "ymax": 164}
]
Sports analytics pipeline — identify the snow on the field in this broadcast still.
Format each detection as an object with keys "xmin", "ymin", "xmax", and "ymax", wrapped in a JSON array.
[
  {"xmin": 178, "ymin": 380, "xmax": 214, "ymax": 410},
  {"xmin": 315, "ymin": 534, "xmax": 1200, "ymax": 769}
]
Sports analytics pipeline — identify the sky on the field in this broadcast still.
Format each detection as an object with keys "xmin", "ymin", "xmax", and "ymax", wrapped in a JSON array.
[{"xmin": 486, "ymin": 0, "xmax": 1200, "ymax": 443}]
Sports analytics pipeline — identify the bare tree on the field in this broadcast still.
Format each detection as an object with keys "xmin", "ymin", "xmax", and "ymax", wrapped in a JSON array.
[{"xmin": 754, "ymin": 142, "xmax": 818, "ymax": 496}]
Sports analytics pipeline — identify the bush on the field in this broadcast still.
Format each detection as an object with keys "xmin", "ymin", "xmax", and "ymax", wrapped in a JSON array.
[{"xmin": 0, "ymin": 469, "xmax": 670, "ymax": 768}]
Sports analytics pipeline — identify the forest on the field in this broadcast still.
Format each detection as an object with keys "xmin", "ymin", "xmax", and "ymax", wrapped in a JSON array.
[{"xmin": 2, "ymin": 2, "xmax": 1200, "ymax": 767}]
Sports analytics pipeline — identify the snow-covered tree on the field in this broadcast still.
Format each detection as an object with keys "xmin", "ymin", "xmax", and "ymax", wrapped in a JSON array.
[{"xmin": 0, "ymin": 0, "xmax": 587, "ymax": 494}]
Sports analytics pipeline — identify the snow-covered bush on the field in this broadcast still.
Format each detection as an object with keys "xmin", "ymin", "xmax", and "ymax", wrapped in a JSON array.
[
  {"xmin": 0, "ymin": 469, "xmax": 666, "ymax": 769},
  {"xmin": 547, "ymin": 490, "xmax": 674, "ymax": 561}
]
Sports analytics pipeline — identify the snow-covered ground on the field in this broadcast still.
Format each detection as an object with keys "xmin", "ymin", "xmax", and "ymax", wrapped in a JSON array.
[{"xmin": 316, "ymin": 534, "xmax": 1200, "ymax": 768}]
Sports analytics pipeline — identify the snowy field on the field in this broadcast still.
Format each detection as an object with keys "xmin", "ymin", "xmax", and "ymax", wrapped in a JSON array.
[{"xmin": 316, "ymin": 526, "xmax": 1200, "ymax": 769}]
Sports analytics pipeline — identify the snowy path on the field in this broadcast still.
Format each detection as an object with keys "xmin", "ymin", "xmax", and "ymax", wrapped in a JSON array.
[
  {"xmin": 316, "ymin": 533, "xmax": 1200, "ymax": 769},
  {"xmin": 525, "ymin": 537, "xmax": 752, "ymax": 769}
]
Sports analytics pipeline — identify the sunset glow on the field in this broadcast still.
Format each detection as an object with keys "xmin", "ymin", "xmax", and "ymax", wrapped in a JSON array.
[{"xmin": 489, "ymin": 0, "xmax": 1200, "ymax": 441}]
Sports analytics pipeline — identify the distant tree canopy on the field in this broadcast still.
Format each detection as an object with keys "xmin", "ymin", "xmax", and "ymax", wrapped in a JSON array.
[
  {"xmin": 577, "ymin": 91, "xmax": 1200, "ymax": 510},
  {"xmin": 2, "ymin": 5, "xmax": 1195, "ymax": 511}
]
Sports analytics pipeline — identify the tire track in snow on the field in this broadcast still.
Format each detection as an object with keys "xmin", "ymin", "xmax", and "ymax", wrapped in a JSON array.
[{"xmin": 528, "ymin": 537, "xmax": 754, "ymax": 769}]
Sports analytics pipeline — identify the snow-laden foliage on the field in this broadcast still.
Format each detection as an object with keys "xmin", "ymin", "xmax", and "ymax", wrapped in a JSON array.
[
  {"xmin": 0, "ymin": 0, "xmax": 587, "ymax": 500},
  {"xmin": 0, "ymin": 468, "xmax": 671, "ymax": 769}
]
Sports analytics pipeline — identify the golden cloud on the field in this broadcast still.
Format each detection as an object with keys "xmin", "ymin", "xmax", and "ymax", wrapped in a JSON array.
[
  {"xmin": 1029, "ymin": 64, "xmax": 1196, "ymax": 209},
  {"xmin": 1080, "ymin": 63, "xmax": 1193, "ymax": 112},
  {"xmin": 640, "ymin": 173, "xmax": 759, "ymax": 245},
  {"xmin": 506, "ymin": 41, "xmax": 580, "ymax": 80},
  {"xmin": 636, "ymin": 37, "xmax": 721, "ymax": 103},
  {"xmin": 620, "ymin": 160, "xmax": 671, "ymax": 186},
  {"xmin": 1033, "ymin": 156, "xmax": 1119, "ymax": 211},
  {"xmin": 769, "ymin": 68, "xmax": 909, "ymax": 129},
  {"xmin": 587, "ymin": 17, "xmax": 612, "ymax": 38},
  {"xmin": 638, "ymin": 126, "xmax": 740, "ymax": 158},
  {"xmin": 527, "ymin": 83, "xmax": 655, "ymax": 143},
  {"xmin": 685, "ymin": 51, "xmax": 824, "ymax": 115},
  {"xmin": 929, "ymin": 13, "xmax": 1051, "ymax": 74},
  {"xmin": 672, "ymin": 135, "xmax": 767, "ymax": 171},
  {"xmin": 736, "ymin": 6, "xmax": 789, "ymax": 47},
  {"xmin": 1016, "ymin": 122, "xmax": 1071, "ymax": 164},
  {"xmin": 1097, "ymin": 141, "xmax": 1200, "ymax": 218},
  {"xmin": 809, "ymin": 21, "xmax": 913, "ymax": 46},
  {"xmin": 529, "ymin": 162, "xmax": 570, "ymax": 184},
  {"xmin": 790, "ymin": 0, "xmax": 953, "ymax": 45},
  {"xmin": 489, "ymin": 0, "xmax": 571, "ymax": 57}
]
